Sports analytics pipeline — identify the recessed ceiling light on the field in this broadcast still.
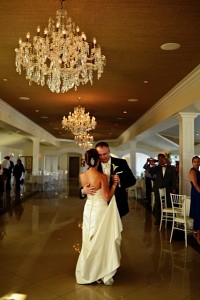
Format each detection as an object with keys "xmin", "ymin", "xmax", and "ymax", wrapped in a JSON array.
[
  {"xmin": 160, "ymin": 43, "xmax": 180, "ymax": 51},
  {"xmin": 41, "ymin": 116, "xmax": 48, "ymax": 119},
  {"xmin": 128, "ymin": 99, "xmax": 138, "ymax": 102},
  {"xmin": 19, "ymin": 96, "xmax": 30, "ymax": 100},
  {"xmin": 36, "ymin": 109, "xmax": 39, "ymax": 112},
  {"xmin": 143, "ymin": 80, "xmax": 149, "ymax": 84},
  {"xmin": 3, "ymin": 78, "xmax": 8, "ymax": 81},
  {"xmin": 123, "ymin": 111, "xmax": 127, "ymax": 114}
]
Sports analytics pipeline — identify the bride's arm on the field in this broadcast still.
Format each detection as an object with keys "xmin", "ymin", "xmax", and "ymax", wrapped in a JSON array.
[{"xmin": 101, "ymin": 174, "xmax": 117, "ymax": 201}]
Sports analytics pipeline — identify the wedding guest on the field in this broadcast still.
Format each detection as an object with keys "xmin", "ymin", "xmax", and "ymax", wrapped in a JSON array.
[
  {"xmin": 80, "ymin": 141, "xmax": 136, "ymax": 217},
  {"xmin": 1, "ymin": 156, "xmax": 10, "ymax": 191},
  {"xmin": 175, "ymin": 161, "xmax": 179, "ymax": 194},
  {"xmin": 6, "ymin": 157, "xmax": 14, "ymax": 191},
  {"xmin": 13, "ymin": 159, "xmax": 25, "ymax": 191},
  {"xmin": 143, "ymin": 158, "xmax": 157, "ymax": 208},
  {"xmin": 188, "ymin": 155, "xmax": 200, "ymax": 245},
  {"xmin": 148, "ymin": 153, "xmax": 176, "ymax": 225},
  {"xmin": 76, "ymin": 148, "xmax": 122, "ymax": 285}
]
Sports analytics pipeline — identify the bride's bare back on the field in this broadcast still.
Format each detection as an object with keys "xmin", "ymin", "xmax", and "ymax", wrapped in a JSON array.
[{"xmin": 80, "ymin": 167, "xmax": 115, "ymax": 201}]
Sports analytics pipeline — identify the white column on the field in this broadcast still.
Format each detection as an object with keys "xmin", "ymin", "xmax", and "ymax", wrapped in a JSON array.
[
  {"xmin": 177, "ymin": 112, "xmax": 198, "ymax": 195},
  {"xmin": 43, "ymin": 155, "xmax": 46, "ymax": 173},
  {"xmin": 129, "ymin": 141, "xmax": 136, "ymax": 176},
  {"xmin": 31, "ymin": 137, "xmax": 40, "ymax": 175}
]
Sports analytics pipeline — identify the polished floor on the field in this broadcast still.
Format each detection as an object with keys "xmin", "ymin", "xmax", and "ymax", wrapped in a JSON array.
[{"xmin": 0, "ymin": 180, "xmax": 200, "ymax": 300}]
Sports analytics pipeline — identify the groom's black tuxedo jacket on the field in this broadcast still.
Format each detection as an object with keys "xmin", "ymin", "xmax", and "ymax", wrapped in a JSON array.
[{"xmin": 80, "ymin": 156, "xmax": 136, "ymax": 217}]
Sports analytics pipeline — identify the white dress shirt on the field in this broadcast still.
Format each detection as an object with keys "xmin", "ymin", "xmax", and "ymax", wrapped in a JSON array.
[
  {"xmin": 162, "ymin": 165, "xmax": 166, "ymax": 176},
  {"xmin": 101, "ymin": 158, "xmax": 111, "ymax": 176},
  {"xmin": 1, "ymin": 158, "xmax": 10, "ymax": 169}
]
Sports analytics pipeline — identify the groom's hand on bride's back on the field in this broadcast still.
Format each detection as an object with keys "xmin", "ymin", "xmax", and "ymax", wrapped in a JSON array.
[{"xmin": 82, "ymin": 183, "xmax": 97, "ymax": 196}]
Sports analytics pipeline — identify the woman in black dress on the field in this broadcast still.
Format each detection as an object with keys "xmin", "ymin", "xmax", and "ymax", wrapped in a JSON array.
[{"xmin": 189, "ymin": 155, "xmax": 200, "ymax": 245}]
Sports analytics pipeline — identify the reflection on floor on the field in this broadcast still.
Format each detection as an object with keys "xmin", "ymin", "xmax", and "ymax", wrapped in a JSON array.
[{"xmin": 0, "ymin": 180, "xmax": 200, "ymax": 300}]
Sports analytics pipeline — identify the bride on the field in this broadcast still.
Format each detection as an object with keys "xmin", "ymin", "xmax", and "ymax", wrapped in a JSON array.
[{"xmin": 75, "ymin": 148, "xmax": 123, "ymax": 285}]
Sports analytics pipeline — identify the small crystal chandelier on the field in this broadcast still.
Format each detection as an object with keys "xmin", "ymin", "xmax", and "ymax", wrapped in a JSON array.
[
  {"xmin": 75, "ymin": 133, "xmax": 94, "ymax": 150},
  {"xmin": 62, "ymin": 98, "xmax": 96, "ymax": 135},
  {"xmin": 15, "ymin": 0, "xmax": 106, "ymax": 93}
]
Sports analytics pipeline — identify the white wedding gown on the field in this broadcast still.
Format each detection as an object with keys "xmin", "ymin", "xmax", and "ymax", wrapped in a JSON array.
[{"xmin": 75, "ymin": 189, "xmax": 123, "ymax": 284}]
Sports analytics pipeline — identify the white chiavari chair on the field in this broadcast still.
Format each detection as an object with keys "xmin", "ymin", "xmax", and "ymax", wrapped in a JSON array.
[
  {"xmin": 170, "ymin": 193, "xmax": 193, "ymax": 247},
  {"xmin": 159, "ymin": 188, "xmax": 174, "ymax": 231}
]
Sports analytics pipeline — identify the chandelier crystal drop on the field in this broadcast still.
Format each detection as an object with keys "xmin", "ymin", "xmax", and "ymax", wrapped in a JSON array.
[
  {"xmin": 15, "ymin": 0, "xmax": 106, "ymax": 93},
  {"xmin": 62, "ymin": 99, "xmax": 96, "ymax": 135}
]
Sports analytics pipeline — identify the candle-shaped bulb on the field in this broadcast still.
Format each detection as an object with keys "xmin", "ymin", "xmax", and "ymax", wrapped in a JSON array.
[
  {"xmin": 93, "ymin": 37, "xmax": 96, "ymax": 45},
  {"xmin": 37, "ymin": 26, "xmax": 40, "ymax": 35},
  {"xmin": 26, "ymin": 32, "xmax": 30, "ymax": 40},
  {"xmin": 81, "ymin": 32, "xmax": 86, "ymax": 40}
]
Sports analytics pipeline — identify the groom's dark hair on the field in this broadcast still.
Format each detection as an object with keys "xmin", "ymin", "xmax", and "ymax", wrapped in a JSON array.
[{"xmin": 95, "ymin": 141, "xmax": 109, "ymax": 148}]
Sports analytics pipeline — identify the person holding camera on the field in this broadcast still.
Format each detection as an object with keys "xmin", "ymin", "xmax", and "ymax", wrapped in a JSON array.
[{"xmin": 143, "ymin": 158, "xmax": 157, "ymax": 208}]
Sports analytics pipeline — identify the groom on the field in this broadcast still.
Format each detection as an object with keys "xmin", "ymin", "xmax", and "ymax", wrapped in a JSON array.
[{"xmin": 80, "ymin": 141, "xmax": 136, "ymax": 217}]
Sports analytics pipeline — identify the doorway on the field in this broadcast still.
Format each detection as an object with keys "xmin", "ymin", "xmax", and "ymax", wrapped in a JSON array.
[
  {"xmin": 68, "ymin": 156, "xmax": 80, "ymax": 178},
  {"xmin": 68, "ymin": 156, "xmax": 80, "ymax": 197}
]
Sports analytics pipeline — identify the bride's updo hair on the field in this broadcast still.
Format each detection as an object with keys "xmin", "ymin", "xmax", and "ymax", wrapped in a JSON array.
[{"xmin": 85, "ymin": 148, "xmax": 99, "ymax": 168}]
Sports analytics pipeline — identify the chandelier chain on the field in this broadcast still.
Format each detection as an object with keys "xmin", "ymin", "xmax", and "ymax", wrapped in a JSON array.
[{"xmin": 60, "ymin": 0, "xmax": 65, "ymax": 10}]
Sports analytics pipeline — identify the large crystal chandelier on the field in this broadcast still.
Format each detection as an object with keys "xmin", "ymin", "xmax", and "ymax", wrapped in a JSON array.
[
  {"xmin": 15, "ymin": 0, "xmax": 106, "ymax": 93},
  {"xmin": 75, "ymin": 133, "xmax": 94, "ymax": 150},
  {"xmin": 62, "ymin": 98, "xmax": 96, "ymax": 135}
]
